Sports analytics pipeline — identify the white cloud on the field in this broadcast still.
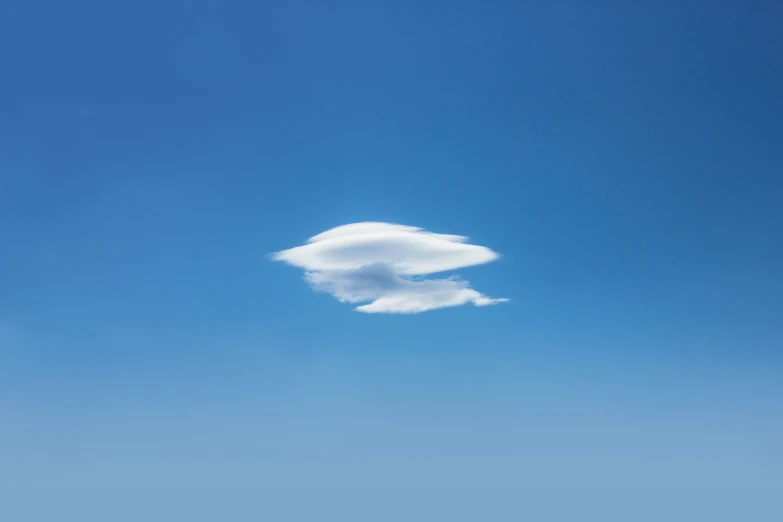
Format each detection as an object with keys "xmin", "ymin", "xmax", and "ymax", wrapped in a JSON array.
[{"xmin": 272, "ymin": 222, "xmax": 508, "ymax": 314}]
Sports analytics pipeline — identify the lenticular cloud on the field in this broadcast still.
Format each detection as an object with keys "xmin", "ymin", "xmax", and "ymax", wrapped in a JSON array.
[{"xmin": 272, "ymin": 222, "xmax": 508, "ymax": 314}]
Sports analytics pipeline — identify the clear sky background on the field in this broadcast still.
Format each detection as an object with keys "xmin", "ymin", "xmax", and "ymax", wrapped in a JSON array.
[{"xmin": 1, "ymin": 1, "xmax": 781, "ymax": 520}]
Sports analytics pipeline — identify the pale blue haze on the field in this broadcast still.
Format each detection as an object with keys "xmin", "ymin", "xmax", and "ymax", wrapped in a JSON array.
[{"xmin": 1, "ymin": 1, "xmax": 781, "ymax": 520}]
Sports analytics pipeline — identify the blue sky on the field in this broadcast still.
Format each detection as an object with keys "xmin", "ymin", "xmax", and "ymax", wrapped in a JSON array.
[{"xmin": 1, "ymin": 0, "xmax": 782, "ymax": 519}]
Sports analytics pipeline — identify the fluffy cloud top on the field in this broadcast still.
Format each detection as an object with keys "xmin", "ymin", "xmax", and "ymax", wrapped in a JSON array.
[{"xmin": 272, "ymin": 222, "xmax": 508, "ymax": 314}]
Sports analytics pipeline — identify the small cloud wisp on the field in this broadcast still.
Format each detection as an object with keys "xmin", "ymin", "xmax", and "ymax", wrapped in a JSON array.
[{"xmin": 272, "ymin": 222, "xmax": 508, "ymax": 314}]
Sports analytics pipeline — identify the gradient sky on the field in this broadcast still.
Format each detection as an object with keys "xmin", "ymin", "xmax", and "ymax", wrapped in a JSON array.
[{"xmin": 1, "ymin": 1, "xmax": 782, "ymax": 520}]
